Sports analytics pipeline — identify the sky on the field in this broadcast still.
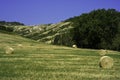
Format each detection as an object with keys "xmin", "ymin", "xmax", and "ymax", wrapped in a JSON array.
[{"xmin": 0, "ymin": 0, "xmax": 120, "ymax": 25}]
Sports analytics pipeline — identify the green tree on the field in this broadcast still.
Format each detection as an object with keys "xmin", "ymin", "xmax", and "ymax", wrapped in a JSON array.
[{"xmin": 66, "ymin": 9, "xmax": 120, "ymax": 50}]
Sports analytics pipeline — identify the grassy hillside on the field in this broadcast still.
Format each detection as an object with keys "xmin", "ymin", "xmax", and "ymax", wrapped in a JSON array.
[
  {"xmin": 13, "ymin": 22, "xmax": 73, "ymax": 44},
  {"xmin": 0, "ymin": 21, "xmax": 73, "ymax": 45},
  {"xmin": 0, "ymin": 32, "xmax": 120, "ymax": 80}
]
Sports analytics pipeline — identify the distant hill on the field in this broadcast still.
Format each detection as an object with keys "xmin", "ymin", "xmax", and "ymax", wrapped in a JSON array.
[
  {"xmin": 0, "ymin": 8, "xmax": 120, "ymax": 51},
  {"xmin": 0, "ymin": 21, "xmax": 74, "ymax": 46},
  {"xmin": 13, "ymin": 22, "xmax": 74, "ymax": 46},
  {"xmin": 0, "ymin": 21, "xmax": 24, "ymax": 32}
]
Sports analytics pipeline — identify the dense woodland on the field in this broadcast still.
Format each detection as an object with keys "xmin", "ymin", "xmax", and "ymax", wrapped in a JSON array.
[
  {"xmin": 65, "ymin": 9, "xmax": 120, "ymax": 50},
  {"xmin": 0, "ymin": 9, "xmax": 120, "ymax": 51}
]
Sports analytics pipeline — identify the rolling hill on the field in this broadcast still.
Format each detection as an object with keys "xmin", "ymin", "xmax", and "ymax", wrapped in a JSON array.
[
  {"xmin": 1, "ymin": 9, "xmax": 120, "ymax": 51},
  {"xmin": 0, "ymin": 28, "xmax": 120, "ymax": 80},
  {"xmin": 0, "ymin": 21, "xmax": 74, "ymax": 46},
  {"xmin": 13, "ymin": 22, "xmax": 73, "ymax": 44}
]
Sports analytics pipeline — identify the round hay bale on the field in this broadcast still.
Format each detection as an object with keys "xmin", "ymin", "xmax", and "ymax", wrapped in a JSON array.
[
  {"xmin": 99, "ymin": 56, "xmax": 113, "ymax": 69},
  {"xmin": 72, "ymin": 45, "xmax": 77, "ymax": 48},
  {"xmin": 5, "ymin": 46, "xmax": 14, "ymax": 54},
  {"xmin": 17, "ymin": 44, "xmax": 23, "ymax": 48},
  {"xmin": 99, "ymin": 49, "xmax": 107, "ymax": 56}
]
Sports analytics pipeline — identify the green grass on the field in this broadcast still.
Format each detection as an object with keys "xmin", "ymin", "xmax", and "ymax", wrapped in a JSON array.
[{"xmin": 0, "ymin": 32, "xmax": 120, "ymax": 80}]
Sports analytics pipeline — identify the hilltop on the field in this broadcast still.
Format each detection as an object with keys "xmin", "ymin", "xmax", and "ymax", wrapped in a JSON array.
[
  {"xmin": 0, "ymin": 21, "xmax": 74, "ymax": 46},
  {"xmin": 0, "ymin": 8, "xmax": 120, "ymax": 51}
]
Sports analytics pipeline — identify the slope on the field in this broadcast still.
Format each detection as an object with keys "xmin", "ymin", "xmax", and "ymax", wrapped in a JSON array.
[
  {"xmin": 0, "ymin": 21, "xmax": 74, "ymax": 46},
  {"xmin": 0, "ymin": 32, "xmax": 120, "ymax": 80},
  {"xmin": 13, "ymin": 22, "xmax": 73, "ymax": 45}
]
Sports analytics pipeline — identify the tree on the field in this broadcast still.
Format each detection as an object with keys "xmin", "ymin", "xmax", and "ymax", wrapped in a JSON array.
[{"xmin": 66, "ymin": 8, "xmax": 120, "ymax": 50}]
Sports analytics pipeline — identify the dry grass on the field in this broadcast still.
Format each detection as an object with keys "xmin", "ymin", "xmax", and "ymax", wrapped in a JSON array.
[{"xmin": 0, "ymin": 32, "xmax": 120, "ymax": 80}]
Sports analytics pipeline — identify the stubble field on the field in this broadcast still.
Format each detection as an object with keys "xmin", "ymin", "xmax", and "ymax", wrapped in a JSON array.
[{"xmin": 0, "ymin": 32, "xmax": 120, "ymax": 80}]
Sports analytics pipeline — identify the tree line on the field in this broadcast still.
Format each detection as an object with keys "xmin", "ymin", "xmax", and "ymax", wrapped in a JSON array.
[
  {"xmin": 0, "ymin": 21, "xmax": 24, "ymax": 26},
  {"xmin": 0, "ymin": 21, "xmax": 24, "ymax": 32},
  {"xmin": 65, "ymin": 9, "xmax": 120, "ymax": 50}
]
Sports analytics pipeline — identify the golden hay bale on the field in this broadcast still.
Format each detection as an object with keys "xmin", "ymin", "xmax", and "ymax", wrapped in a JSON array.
[
  {"xmin": 72, "ymin": 45, "xmax": 77, "ymax": 48},
  {"xmin": 99, "ymin": 49, "xmax": 107, "ymax": 56},
  {"xmin": 99, "ymin": 56, "xmax": 113, "ymax": 69},
  {"xmin": 17, "ymin": 44, "xmax": 23, "ymax": 48},
  {"xmin": 5, "ymin": 46, "xmax": 14, "ymax": 54}
]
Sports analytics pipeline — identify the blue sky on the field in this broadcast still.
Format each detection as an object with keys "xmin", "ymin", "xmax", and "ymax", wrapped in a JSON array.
[{"xmin": 0, "ymin": 0, "xmax": 120, "ymax": 25}]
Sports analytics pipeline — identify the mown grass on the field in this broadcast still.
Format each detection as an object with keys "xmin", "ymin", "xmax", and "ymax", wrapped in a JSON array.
[{"xmin": 0, "ymin": 32, "xmax": 120, "ymax": 80}]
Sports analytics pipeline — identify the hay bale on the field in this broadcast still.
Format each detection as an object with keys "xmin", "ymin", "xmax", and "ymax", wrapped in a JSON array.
[
  {"xmin": 99, "ymin": 49, "xmax": 107, "ymax": 56},
  {"xmin": 17, "ymin": 44, "xmax": 23, "ymax": 48},
  {"xmin": 99, "ymin": 56, "xmax": 113, "ymax": 69},
  {"xmin": 5, "ymin": 46, "xmax": 14, "ymax": 54},
  {"xmin": 72, "ymin": 45, "xmax": 77, "ymax": 48}
]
